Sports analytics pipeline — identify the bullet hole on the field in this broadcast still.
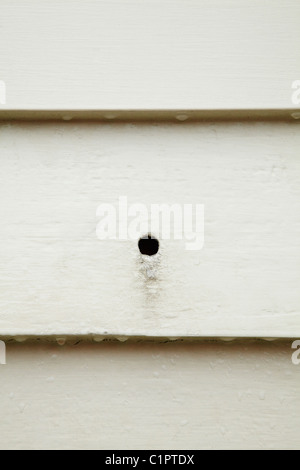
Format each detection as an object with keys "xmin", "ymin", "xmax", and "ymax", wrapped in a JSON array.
[{"xmin": 138, "ymin": 234, "xmax": 159, "ymax": 256}]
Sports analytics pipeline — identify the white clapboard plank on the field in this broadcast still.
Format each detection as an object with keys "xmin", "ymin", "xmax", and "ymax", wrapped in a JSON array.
[
  {"xmin": 0, "ymin": 121, "xmax": 299, "ymax": 338},
  {"xmin": 0, "ymin": 341, "xmax": 299, "ymax": 450},
  {"xmin": 0, "ymin": 0, "xmax": 299, "ymax": 113}
]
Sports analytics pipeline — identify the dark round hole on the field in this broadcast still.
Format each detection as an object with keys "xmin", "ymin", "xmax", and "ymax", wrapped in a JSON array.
[{"xmin": 138, "ymin": 234, "xmax": 159, "ymax": 256}]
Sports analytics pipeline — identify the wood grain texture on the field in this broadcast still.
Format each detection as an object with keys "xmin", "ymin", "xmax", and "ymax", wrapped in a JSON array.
[
  {"xmin": 0, "ymin": 0, "xmax": 299, "ymax": 113},
  {"xmin": 0, "ymin": 121, "xmax": 299, "ymax": 338},
  {"xmin": 0, "ymin": 340, "xmax": 299, "ymax": 450}
]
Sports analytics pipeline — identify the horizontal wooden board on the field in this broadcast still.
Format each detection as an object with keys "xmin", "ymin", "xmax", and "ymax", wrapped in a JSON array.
[
  {"xmin": 0, "ymin": 340, "xmax": 299, "ymax": 450},
  {"xmin": 0, "ymin": 0, "xmax": 299, "ymax": 113},
  {"xmin": 0, "ymin": 121, "xmax": 299, "ymax": 338}
]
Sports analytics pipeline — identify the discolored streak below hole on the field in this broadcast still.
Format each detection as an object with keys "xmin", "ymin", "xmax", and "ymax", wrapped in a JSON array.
[{"xmin": 138, "ymin": 234, "xmax": 159, "ymax": 256}]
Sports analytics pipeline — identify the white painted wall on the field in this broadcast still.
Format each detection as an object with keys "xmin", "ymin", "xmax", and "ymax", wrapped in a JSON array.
[
  {"xmin": 0, "ymin": 0, "xmax": 299, "ymax": 112},
  {"xmin": 0, "ymin": 0, "xmax": 299, "ymax": 451},
  {"xmin": 0, "ymin": 121, "xmax": 299, "ymax": 338},
  {"xmin": 0, "ymin": 340, "xmax": 298, "ymax": 450}
]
